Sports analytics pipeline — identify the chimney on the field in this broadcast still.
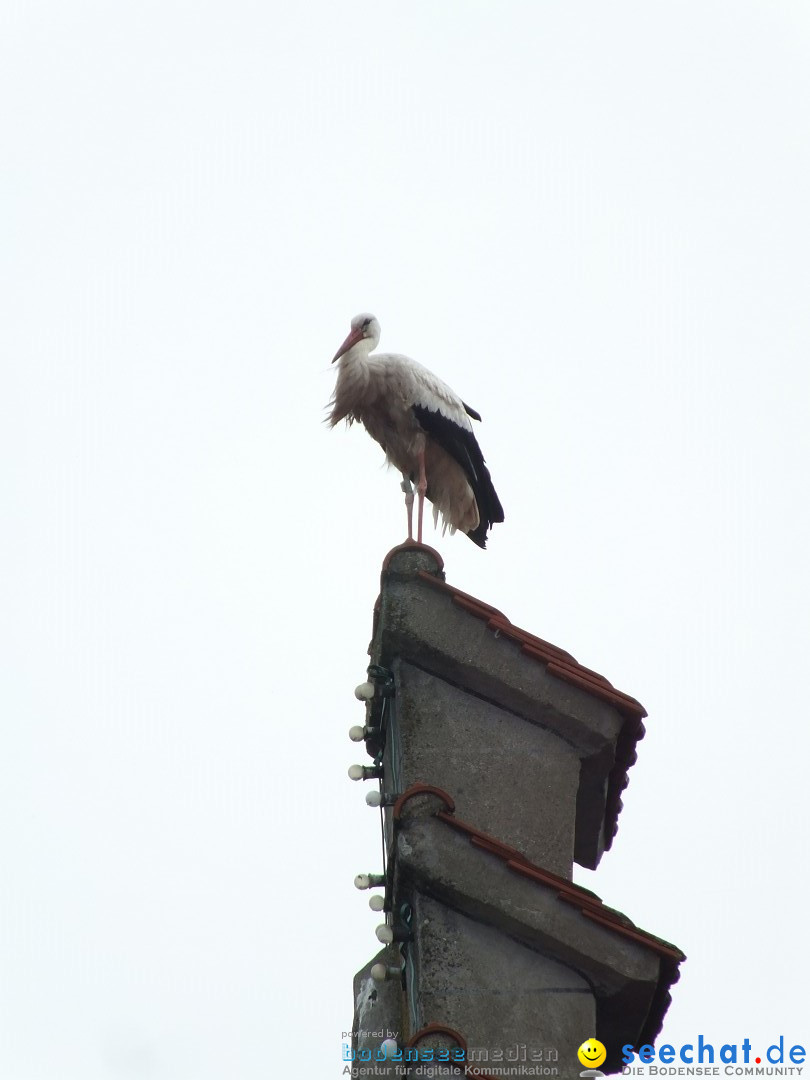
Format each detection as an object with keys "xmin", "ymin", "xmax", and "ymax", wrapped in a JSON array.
[{"xmin": 347, "ymin": 545, "xmax": 684, "ymax": 1078}]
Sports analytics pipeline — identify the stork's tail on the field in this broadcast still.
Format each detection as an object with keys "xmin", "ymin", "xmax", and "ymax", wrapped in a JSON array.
[
  {"xmin": 466, "ymin": 522, "xmax": 489, "ymax": 549},
  {"xmin": 466, "ymin": 466, "xmax": 504, "ymax": 549}
]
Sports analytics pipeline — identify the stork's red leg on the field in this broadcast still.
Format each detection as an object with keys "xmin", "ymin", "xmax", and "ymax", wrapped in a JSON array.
[
  {"xmin": 416, "ymin": 447, "xmax": 427, "ymax": 544},
  {"xmin": 400, "ymin": 477, "xmax": 414, "ymax": 541}
]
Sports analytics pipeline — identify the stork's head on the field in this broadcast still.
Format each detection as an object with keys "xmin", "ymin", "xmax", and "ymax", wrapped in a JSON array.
[{"xmin": 331, "ymin": 313, "xmax": 381, "ymax": 363}]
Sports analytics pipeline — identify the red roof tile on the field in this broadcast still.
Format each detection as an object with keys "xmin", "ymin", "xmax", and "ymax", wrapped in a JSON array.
[
  {"xmin": 394, "ymin": 783, "xmax": 684, "ymax": 1056},
  {"xmin": 411, "ymin": 564, "xmax": 646, "ymax": 850},
  {"xmin": 432, "ymin": 806, "xmax": 683, "ymax": 965},
  {"xmin": 405, "ymin": 1023, "xmax": 501, "ymax": 1079},
  {"xmin": 394, "ymin": 783, "xmax": 682, "ymax": 964},
  {"xmin": 417, "ymin": 570, "xmax": 646, "ymax": 722}
]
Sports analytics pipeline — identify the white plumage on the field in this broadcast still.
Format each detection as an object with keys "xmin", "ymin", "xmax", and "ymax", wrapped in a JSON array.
[{"xmin": 328, "ymin": 313, "xmax": 504, "ymax": 548}]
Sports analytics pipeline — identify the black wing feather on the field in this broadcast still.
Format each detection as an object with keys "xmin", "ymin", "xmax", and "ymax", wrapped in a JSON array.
[{"xmin": 411, "ymin": 404, "xmax": 504, "ymax": 549}]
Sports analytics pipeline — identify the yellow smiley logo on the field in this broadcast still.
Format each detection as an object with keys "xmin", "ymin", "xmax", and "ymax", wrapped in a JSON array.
[{"xmin": 577, "ymin": 1039, "xmax": 607, "ymax": 1069}]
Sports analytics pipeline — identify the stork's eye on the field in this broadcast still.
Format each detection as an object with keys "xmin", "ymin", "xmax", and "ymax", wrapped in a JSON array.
[{"xmin": 362, "ymin": 318, "xmax": 371, "ymax": 330}]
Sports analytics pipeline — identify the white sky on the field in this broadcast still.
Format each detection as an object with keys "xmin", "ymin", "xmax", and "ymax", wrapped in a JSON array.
[{"xmin": 2, "ymin": 2, "xmax": 809, "ymax": 1077}]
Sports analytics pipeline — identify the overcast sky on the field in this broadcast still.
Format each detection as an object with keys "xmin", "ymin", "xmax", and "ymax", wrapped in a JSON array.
[{"xmin": 2, "ymin": 2, "xmax": 809, "ymax": 1077}]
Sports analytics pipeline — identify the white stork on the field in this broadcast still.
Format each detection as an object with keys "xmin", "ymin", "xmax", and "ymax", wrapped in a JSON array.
[{"xmin": 328, "ymin": 313, "xmax": 504, "ymax": 548}]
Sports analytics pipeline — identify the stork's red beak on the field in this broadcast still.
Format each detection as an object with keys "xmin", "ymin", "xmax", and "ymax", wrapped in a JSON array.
[{"xmin": 332, "ymin": 326, "xmax": 364, "ymax": 364}]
